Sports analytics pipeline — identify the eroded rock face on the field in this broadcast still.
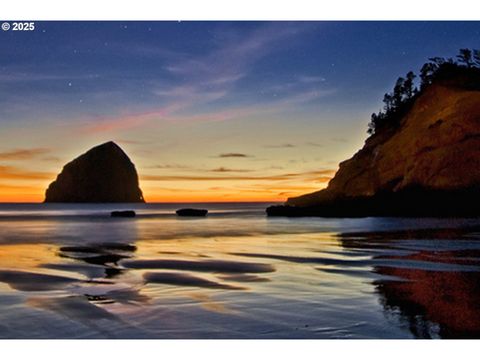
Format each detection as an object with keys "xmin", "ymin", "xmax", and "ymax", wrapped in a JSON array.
[
  {"xmin": 45, "ymin": 142, "xmax": 145, "ymax": 203},
  {"xmin": 275, "ymin": 77, "xmax": 480, "ymax": 216}
]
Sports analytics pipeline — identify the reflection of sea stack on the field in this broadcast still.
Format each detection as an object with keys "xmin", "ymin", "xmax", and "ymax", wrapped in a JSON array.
[
  {"xmin": 44, "ymin": 141, "xmax": 145, "ymax": 203},
  {"xmin": 268, "ymin": 66, "xmax": 480, "ymax": 217}
]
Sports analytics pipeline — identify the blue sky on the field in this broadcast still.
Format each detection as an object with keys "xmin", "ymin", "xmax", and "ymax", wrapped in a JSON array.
[{"xmin": 0, "ymin": 21, "xmax": 479, "ymax": 201}]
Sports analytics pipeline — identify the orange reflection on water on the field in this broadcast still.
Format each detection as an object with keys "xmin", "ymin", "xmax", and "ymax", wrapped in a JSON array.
[{"xmin": 0, "ymin": 243, "xmax": 59, "ymax": 270}]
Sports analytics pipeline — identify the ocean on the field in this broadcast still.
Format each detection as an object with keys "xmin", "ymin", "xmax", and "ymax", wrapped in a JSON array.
[{"xmin": 0, "ymin": 202, "xmax": 480, "ymax": 338}]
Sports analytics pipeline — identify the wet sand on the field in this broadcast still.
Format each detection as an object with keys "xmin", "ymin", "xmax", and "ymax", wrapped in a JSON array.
[{"xmin": 1, "ymin": 203, "xmax": 480, "ymax": 338}]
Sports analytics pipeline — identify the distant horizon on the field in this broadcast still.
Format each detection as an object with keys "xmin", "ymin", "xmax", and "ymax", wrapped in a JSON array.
[
  {"xmin": 1, "ymin": 21, "xmax": 479, "ymax": 202},
  {"xmin": 0, "ymin": 200, "xmax": 282, "ymax": 204}
]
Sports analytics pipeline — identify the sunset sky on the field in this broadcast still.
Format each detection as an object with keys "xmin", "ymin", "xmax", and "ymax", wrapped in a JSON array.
[{"xmin": 1, "ymin": 21, "xmax": 479, "ymax": 202}]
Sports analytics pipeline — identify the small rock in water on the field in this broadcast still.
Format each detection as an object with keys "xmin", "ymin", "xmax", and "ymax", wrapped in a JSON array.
[
  {"xmin": 111, "ymin": 210, "xmax": 136, "ymax": 218},
  {"xmin": 176, "ymin": 208, "xmax": 208, "ymax": 217}
]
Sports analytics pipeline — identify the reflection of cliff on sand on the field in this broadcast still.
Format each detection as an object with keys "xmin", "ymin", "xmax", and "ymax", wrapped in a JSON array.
[
  {"xmin": 375, "ymin": 266, "xmax": 480, "ymax": 338},
  {"xmin": 338, "ymin": 227, "xmax": 480, "ymax": 338}
]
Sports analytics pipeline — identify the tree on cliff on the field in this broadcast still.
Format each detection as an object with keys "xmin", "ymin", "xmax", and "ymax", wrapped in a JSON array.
[
  {"xmin": 368, "ymin": 48, "xmax": 480, "ymax": 135},
  {"xmin": 457, "ymin": 48, "xmax": 474, "ymax": 68},
  {"xmin": 367, "ymin": 71, "xmax": 418, "ymax": 134},
  {"xmin": 420, "ymin": 62, "xmax": 438, "ymax": 89},
  {"xmin": 403, "ymin": 71, "xmax": 417, "ymax": 98},
  {"xmin": 474, "ymin": 50, "xmax": 480, "ymax": 67}
]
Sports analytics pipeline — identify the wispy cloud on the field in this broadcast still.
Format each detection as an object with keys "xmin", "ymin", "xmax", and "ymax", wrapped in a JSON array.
[
  {"xmin": 218, "ymin": 153, "xmax": 252, "ymax": 158},
  {"xmin": 165, "ymin": 23, "xmax": 310, "ymax": 79},
  {"xmin": 73, "ymin": 24, "xmax": 334, "ymax": 134},
  {"xmin": 144, "ymin": 24, "xmax": 308, "ymax": 124},
  {"xmin": 0, "ymin": 71, "xmax": 97, "ymax": 83},
  {"xmin": 0, "ymin": 165, "xmax": 54, "ymax": 180},
  {"xmin": 146, "ymin": 165, "xmax": 254, "ymax": 173},
  {"xmin": 79, "ymin": 100, "xmax": 255, "ymax": 134},
  {"xmin": 264, "ymin": 143, "xmax": 296, "ymax": 149},
  {"xmin": 267, "ymin": 75, "xmax": 326, "ymax": 94},
  {"xmin": 41, "ymin": 156, "xmax": 62, "ymax": 163},
  {"xmin": 145, "ymin": 23, "xmax": 318, "ymax": 121},
  {"xmin": 116, "ymin": 139, "xmax": 155, "ymax": 145},
  {"xmin": 0, "ymin": 148, "xmax": 51, "ymax": 161},
  {"xmin": 6, "ymin": 23, "xmax": 333, "ymax": 140},
  {"xmin": 298, "ymin": 75, "xmax": 326, "ymax": 83},
  {"xmin": 80, "ymin": 111, "xmax": 157, "ymax": 134},
  {"xmin": 141, "ymin": 174, "xmax": 292, "ymax": 182},
  {"xmin": 210, "ymin": 167, "xmax": 253, "ymax": 173},
  {"xmin": 147, "ymin": 163, "xmax": 191, "ymax": 170},
  {"xmin": 306, "ymin": 142, "xmax": 324, "ymax": 147},
  {"xmin": 244, "ymin": 184, "xmax": 321, "ymax": 192},
  {"xmin": 141, "ymin": 169, "xmax": 336, "ymax": 182}
]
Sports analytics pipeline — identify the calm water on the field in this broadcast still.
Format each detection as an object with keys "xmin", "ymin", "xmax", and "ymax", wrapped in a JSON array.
[{"xmin": 1, "ymin": 202, "xmax": 480, "ymax": 339}]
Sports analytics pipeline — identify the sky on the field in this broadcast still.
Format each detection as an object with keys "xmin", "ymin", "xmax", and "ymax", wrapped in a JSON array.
[{"xmin": 0, "ymin": 21, "xmax": 479, "ymax": 202}]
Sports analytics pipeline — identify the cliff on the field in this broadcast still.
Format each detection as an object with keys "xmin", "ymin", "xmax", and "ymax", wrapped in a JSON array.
[
  {"xmin": 44, "ymin": 141, "xmax": 145, "ymax": 203},
  {"xmin": 268, "ymin": 69, "xmax": 480, "ymax": 217}
]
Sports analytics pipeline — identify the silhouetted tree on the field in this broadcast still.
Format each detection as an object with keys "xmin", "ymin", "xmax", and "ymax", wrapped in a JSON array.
[
  {"xmin": 420, "ymin": 62, "xmax": 438, "ymax": 89},
  {"xmin": 446, "ymin": 57, "xmax": 455, "ymax": 64},
  {"xmin": 383, "ymin": 93, "xmax": 394, "ymax": 112},
  {"xmin": 368, "ymin": 48, "xmax": 480, "ymax": 135},
  {"xmin": 428, "ymin": 57, "xmax": 446, "ymax": 66},
  {"xmin": 403, "ymin": 71, "xmax": 417, "ymax": 98},
  {"xmin": 368, "ymin": 113, "xmax": 379, "ymax": 134},
  {"xmin": 392, "ymin": 77, "xmax": 406, "ymax": 107},
  {"xmin": 474, "ymin": 49, "xmax": 480, "ymax": 67},
  {"xmin": 457, "ymin": 48, "xmax": 474, "ymax": 68}
]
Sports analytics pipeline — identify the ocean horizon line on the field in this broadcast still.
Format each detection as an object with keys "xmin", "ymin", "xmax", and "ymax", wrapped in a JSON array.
[{"xmin": 0, "ymin": 201, "xmax": 283, "ymax": 205}]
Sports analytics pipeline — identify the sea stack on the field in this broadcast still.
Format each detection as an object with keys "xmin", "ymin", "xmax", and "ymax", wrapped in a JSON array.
[
  {"xmin": 44, "ymin": 141, "xmax": 145, "ymax": 203},
  {"xmin": 268, "ymin": 66, "xmax": 480, "ymax": 217}
]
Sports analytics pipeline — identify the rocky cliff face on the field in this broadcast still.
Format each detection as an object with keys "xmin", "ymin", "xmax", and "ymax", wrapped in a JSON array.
[
  {"xmin": 45, "ymin": 141, "xmax": 145, "ymax": 203},
  {"xmin": 268, "ymin": 75, "xmax": 480, "ymax": 216}
]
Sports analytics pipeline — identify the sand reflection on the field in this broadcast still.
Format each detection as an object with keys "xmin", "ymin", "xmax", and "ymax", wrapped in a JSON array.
[{"xmin": 339, "ymin": 227, "xmax": 480, "ymax": 338}]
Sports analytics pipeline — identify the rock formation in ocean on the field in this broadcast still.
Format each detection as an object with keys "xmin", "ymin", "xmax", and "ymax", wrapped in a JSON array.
[
  {"xmin": 268, "ymin": 65, "xmax": 480, "ymax": 217},
  {"xmin": 111, "ymin": 210, "xmax": 136, "ymax": 218},
  {"xmin": 176, "ymin": 208, "xmax": 208, "ymax": 217},
  {"xmin": 44, "ymin": 141, "xmax": 145, "ymax": 203}
]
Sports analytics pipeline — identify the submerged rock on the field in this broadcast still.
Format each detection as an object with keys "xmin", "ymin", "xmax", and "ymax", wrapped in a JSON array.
[
  {"xmin": 176, "ymin": 208, "xmax": 208, "ymax": 217},
  {"xmin": 44, "ymin": 141, "xmax": 145, "ymax": 203},
  {"xmin": 111, "ymin": 210, "xmax": 136, "ymax": 218},
  {"xmin": 269, "ymin": 68, "xmax": 480, "ymax": 217}
]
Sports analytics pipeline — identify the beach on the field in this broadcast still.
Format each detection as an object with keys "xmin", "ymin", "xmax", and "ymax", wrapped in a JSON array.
[{"xmin": 0, "ymin": 202, "xmax": 479, "ymax": 338}]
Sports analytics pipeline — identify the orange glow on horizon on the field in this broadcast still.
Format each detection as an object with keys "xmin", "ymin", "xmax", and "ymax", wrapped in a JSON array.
[
  {"xmin": 0, "ymin": 184, "xmax": 46, "ymax": 203},
  {"xmin": 0, "ymin": 156, "xmax": 333, "ymax": 203},
  {"xmin": 0, "ymin": 191, "xmax": 302, "ymax": 203},
  {"xmin": 0, "ymin": 184, "xmax": 326, "ymax": 203}
]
